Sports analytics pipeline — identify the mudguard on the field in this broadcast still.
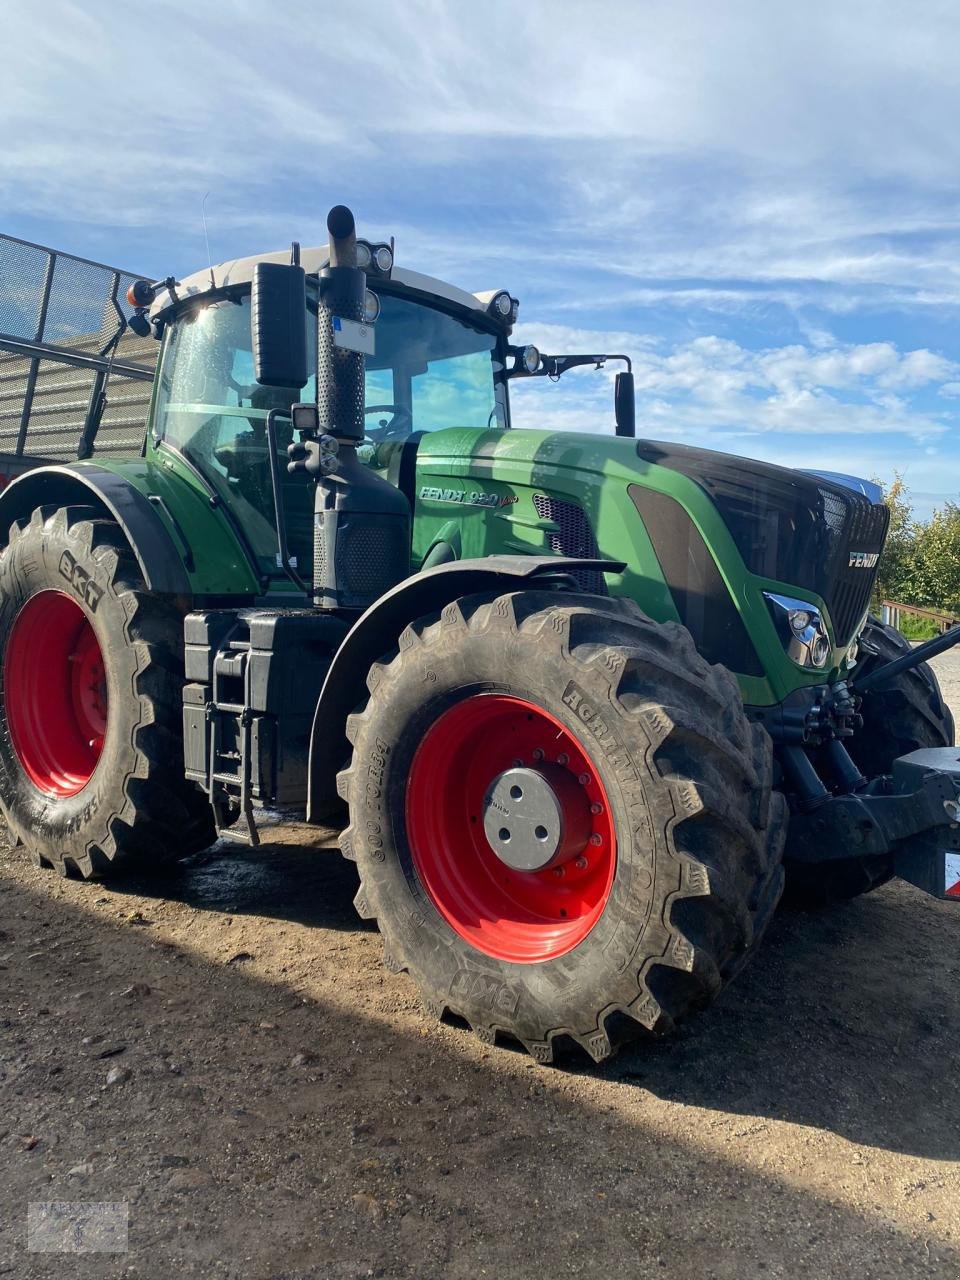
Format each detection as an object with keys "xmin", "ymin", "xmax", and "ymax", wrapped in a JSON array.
[
  {"xmin": 0, "ymin": 464, "xmax": 191, "ymax": 596},
  {"xmin": 306, "ymin": 554, "xmax": 625, "ymax": 821}
]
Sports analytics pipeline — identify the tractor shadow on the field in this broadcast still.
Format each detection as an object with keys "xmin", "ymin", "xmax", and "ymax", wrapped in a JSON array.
[
  {"xmin": 601, "ymin": 883, "xmax": 959, "ymax": 1160},
  {"xmin": 3, "ymin": 861, "xmax": 956, "ymax": 1277},
  {"xmin": 104, "ymin": 829, "xmax": 956, "ymax": 1159},
  {"xmin": 108, "ymin": 818, "xmax": 373, "ymax": 933}
]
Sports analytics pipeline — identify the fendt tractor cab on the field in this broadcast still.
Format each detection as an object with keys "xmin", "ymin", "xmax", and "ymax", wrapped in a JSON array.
[{"xmin": 0, "ymin": 206, "xmax": 957, "ymax": 1064}]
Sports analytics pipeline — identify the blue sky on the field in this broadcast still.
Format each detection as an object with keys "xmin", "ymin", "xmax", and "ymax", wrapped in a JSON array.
[{"xmin": 4, "ymin": 0, "xmax": 960, "ymax": 516}]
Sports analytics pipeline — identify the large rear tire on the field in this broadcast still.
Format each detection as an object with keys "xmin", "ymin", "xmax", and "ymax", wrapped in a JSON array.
[
  {"xmin": 338, "ymin": 591, "xmax": 786, "ymax": 1063},
  {"xmin": 0, "ymin": 505, "xmax": 215, "ymax": 878},
  {"xmin": 784, "ymin": 615, "xmax": 955, "ymax": 906}
]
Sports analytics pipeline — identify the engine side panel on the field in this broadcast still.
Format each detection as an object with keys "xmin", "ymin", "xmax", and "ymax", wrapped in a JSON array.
[{"xmin": 410, "ymin": 427, "xmax": 865, "ymax": 705}]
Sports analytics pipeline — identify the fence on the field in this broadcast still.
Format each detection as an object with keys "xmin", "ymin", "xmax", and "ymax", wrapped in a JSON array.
[
  {"xmin": 0, "ymin": 233, "xmax": 158, "ymax": 466},
  {"xmin": 881, "ymin": 600, "xmax": 959, "ymax": 634}
]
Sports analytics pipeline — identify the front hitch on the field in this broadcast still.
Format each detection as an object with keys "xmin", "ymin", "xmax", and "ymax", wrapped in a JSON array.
[{"xmin": 786, "ymin": 746, "xmax": 960, "ymax": 900}]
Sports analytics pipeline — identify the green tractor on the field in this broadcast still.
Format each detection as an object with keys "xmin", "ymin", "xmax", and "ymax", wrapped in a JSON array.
[{"xmin": 0, "ymin": 206, "xmax": 957, "ymax": 1063}]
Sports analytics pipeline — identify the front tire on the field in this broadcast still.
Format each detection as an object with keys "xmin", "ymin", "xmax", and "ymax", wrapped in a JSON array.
[
  {"xmin": 0, "ymin": 505, "xmax": 215, "ymax": 878},
  {"xmin": 338, "ymin": 591, "xmax": 786, "ymax": 1063}
]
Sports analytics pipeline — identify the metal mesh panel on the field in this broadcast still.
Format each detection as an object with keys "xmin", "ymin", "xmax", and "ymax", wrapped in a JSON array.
[
  {"xmin": 532, "ymin": 494, "xmax": 606, "ymax": 594},
  {"xmin": 0, "ymin": 238, "xmax": 51, "ymax": 340},
  {"xmin": 0, "ymin": 234, "xmax": 158, "ymax": 461}
]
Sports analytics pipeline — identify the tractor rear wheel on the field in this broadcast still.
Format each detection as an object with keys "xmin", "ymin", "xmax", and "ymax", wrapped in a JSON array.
[
  {"xmin": 0, "ymin": 505, "xmax": 215, "ymax": 878},
  {"xmin": 338, "ymin": 590, "xmax": 787, "ymax": 1063},
  {"xmin": 784, "ymin": 615, "xmax": 955, "ymax": 906}
]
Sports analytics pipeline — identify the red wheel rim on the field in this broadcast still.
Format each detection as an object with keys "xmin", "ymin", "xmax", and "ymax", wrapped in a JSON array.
[
  {"xmin": 406, "ymin": 694, "xmax": 616, "ymax": 963},
  {"xmin": 3, "ymin": 590, "xmax": 108, "ymax": 797}
]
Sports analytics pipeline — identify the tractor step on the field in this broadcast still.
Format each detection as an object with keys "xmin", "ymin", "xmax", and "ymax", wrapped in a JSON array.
[{"xmin": 182, "ymin": 608, "xmax": 346, "ymax": 845}]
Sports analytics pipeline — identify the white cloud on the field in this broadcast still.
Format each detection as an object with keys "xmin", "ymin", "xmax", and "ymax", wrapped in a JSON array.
[{"xmin": 510, "ymin": 324, "xmax": 958, "ymax": 445}]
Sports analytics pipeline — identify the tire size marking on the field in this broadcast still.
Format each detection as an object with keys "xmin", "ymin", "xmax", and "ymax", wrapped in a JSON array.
[
  {"xmin": 58, "ymin": 550, "xmax": 104, "ymax": 613},
  {"xmin": 449, "ymin": 970, "xmax": 521, "ymax": 1017}
]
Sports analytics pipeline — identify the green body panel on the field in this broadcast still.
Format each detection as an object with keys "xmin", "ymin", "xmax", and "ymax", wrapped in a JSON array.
[
  {"xmin": 411, "ymin": 427, "xmax": 851, "ymax": 707},
  {"xmin": 75, "ymin": 450, "xmax": 261, "ymax": 597},
  {"xmin": 37, "ymin": 424, "xmax": 854, "ymax": 707}
]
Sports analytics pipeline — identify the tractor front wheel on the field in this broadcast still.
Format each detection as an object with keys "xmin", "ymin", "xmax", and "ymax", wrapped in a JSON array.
[
  {"xmin": 0, "ymin": 505, "xmax": 215, "ymax": 878},
  {"xmin": 338, "ymin": 590, "xmax": 786, "ymax": 1063}
]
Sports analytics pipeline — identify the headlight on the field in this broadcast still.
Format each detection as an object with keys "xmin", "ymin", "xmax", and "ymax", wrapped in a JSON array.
[
  {"xmin": 521, "ymin": 344, "xmax": 540, "ymax": 373},
  {"xmin": 490, "ymin": 291, "xmax": 513, "ymax": 318},
  {"xmin": 764, "ymin": 592, "xmax": 832, "ymax": 669},
  {"xmin": 363, "ymin": 289, "xmax": 380, "ymax": 324}
]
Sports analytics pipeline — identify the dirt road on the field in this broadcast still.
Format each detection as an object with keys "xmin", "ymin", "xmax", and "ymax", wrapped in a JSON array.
[{"xmin": 1, "ymin": 658, "xmax": 959, "ymax": 1278}]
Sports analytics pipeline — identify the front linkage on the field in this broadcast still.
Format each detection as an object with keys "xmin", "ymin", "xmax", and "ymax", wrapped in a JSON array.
[{"xmin": 767, "ymin": 623, "xmax": 960, "ymax": 900}]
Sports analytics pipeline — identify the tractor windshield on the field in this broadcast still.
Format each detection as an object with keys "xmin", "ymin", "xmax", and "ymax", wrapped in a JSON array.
[{"xmin": 152, "ymin": 289, "xmax": 502, "ymax": 574}]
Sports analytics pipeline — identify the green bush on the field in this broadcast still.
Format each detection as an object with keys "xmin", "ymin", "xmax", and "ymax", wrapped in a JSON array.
[
  {"xmin": 895, "ymin": 614, "xmax": 940, "ymax": 642},
  {"xmin": 873, "ymin": 475, "xmax": 960, "ymax": 620}
]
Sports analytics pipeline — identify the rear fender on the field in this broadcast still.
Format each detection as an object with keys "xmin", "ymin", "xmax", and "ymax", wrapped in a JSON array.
[
  {"xmin": 306, "ymin": 555, "xmax": 624, "ymax": 821},
  {"xmin": 0, "ymin": 464, "xmax": 192, "ymax": 597}
]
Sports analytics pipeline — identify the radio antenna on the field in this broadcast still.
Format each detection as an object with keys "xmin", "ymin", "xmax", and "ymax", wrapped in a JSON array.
[{"xmin": 201, "ymin": 191, "xmax": 215, "ymax": 288}]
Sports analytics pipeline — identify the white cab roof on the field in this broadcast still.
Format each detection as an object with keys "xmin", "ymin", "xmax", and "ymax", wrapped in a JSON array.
[{"xmin": 151, "ymin": 245, "xmax": 503, "ymax": 321}]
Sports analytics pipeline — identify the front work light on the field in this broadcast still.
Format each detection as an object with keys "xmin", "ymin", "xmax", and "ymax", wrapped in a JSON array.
[
  {"xmin": 363, "ymin": 289, "xmax": 381, "ymax": 324},
  {"xmin": 491, "ymin": 291, "xmax": 513, "ymax": 318},
  {"xmin": 764, "ymin": 592, "xmax": 832, "ymax": 669},
  {"xmin": 355, "ymin": 241, "xmax": 373, "ymax": 271}
]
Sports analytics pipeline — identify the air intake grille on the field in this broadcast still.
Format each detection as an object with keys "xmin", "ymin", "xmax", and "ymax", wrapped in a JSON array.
[
  {"xmin": 532, "ymin": 494, "xmax": 606, "ymax": 594},
  {"xmin": 827, "ymin": 494, "xmax": 889, "ymax": 642},
  {"xmin": 636, "ymin": 441, "xmax": 889, "ymax": 646}
]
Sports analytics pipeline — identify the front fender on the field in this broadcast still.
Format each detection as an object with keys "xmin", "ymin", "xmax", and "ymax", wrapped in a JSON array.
[{"xmin": 306, "ymin": 555, "xmax": 624, "ymax": 821}]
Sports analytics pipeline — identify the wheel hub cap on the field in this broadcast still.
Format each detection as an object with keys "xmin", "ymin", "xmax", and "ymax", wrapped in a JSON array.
[{"xmin": 483, "ymin": 765, "xmax": 591, "ymax": 871}]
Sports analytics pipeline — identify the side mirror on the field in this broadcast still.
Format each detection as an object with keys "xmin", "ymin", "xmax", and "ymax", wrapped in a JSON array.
[
  {"xmin": 251, "ymin": 262, "xmax": 307, "ymax": 388},
  {"xmin": 614, "ymin": 371, "xmax": 635, "ymax": 438}
]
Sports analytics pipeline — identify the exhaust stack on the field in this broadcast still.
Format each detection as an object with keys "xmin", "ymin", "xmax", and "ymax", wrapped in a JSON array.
[{"xmin": 310, "ymin": 204, "xmax": 410, "ymax": 611}]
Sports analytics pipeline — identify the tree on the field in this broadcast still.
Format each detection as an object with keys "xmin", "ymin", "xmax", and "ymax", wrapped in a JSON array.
[{"xmin": 873, "ymin": 472, "xmax": 914, "ymax": 608}]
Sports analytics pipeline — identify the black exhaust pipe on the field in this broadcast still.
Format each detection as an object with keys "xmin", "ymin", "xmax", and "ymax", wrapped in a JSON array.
[{"xmin": 311, "ymin": 205, "xmax": 411, "ymax": 611}]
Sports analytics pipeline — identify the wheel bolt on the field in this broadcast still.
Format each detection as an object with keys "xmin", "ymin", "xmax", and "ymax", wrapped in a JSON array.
[
  {"xmin": 552, "ymin": 865, "xmax": 565, "ymax": 878},
  {"xmin": 589, "ymin": 833, "xmax": 603, "ymax": 847},
  {"xmin": 590, "ymin": 802, "xmax": 604, "ymax": 816},
  {"xmin": 532, "ymin": 748, "xmax": 545, "ymax": 762},
  {"xmin": 575, "ymin": 856, "xmax": 588, "ymax": 870},
  {"xmin": 557, "ymin": 753, "xmax": 568, "ymax": 766},
  {"xmin": 578, "ymin": 773, "xmax": 591, "ymax": 786}
]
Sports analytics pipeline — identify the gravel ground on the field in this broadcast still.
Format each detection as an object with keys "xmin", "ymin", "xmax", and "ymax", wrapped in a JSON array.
[
  {"xmin": 928, "ymin": 646, "xmax": 960, "ymax": 715},
  {"xmin": 1, "ymin": 658, "xmax": 959, "ymax": 1279}
]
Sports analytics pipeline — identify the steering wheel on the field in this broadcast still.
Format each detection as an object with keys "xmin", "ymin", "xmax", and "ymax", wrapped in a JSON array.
[{"xmin": 365, "ymin": 404, "xmax": 413, "ymax": 441}]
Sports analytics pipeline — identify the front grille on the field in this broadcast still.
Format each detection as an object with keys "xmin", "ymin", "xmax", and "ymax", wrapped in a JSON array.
[
  {"xmin": 826, "ymin": 494, "xmax": 888, "ymax": 641},
  {"xmin": 532, "ymin": 494, "xmax": 606, "ymax": 594},
  {"xmin": 637, "ymin": 440, "xmax": 889, "ymax": 646}
]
